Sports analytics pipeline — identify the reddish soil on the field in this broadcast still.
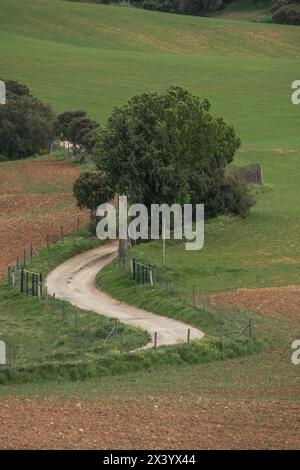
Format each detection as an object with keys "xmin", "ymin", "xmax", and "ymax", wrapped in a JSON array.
[
  {"xmin": 0, "ymin": 160, "xmax": 88, "ymax": 276},
  {"xmin": 209, "ymin": 286, "xmax": 300, "ymax": 318},
  {"xmin": 0, "ymin": 396, "xmax": 299, "ymax": 450}
]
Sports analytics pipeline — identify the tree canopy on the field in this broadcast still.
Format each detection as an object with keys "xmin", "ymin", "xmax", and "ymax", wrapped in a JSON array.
[
  {"xmin": 54, "ymin": 110, "xmax": 99, "ymax": 151},
  {"xmin": 271, "ymin": 0, "xmax": 300, "ymax": 24},
  {"xmin": 93, "ymin": 86, "xmax": 254, "ymax": 218},
  {"xmin": 73, "ymin": 171, "xmax": 115, "ymax": 215},
  {"xmin": 0, "ymin": 80, "xmax": 55, "ymax": 159},
  {"xmin": 68, "ymin": 0, "xmax": 233, "ymax": 16}
]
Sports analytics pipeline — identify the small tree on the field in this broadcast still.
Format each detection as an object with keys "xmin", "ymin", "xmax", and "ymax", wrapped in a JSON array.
[
  {"xmin": 0, "ymin": 80, "xmax": 55, "ymax": 160},
  {"xmin": 67, "ymin": 116, "xmax": 99, "ymax": 151},
  {"xmin": 54, "ymin": 110, "xmax": 99, "ymax": 154},
  {"xmin": 73, "ymin": 171, "xmax": 115, "ymax": 229},
  {"xmin": 93, "ymin": 85, "xmax": 253, "ymax": 218},
  {"xmin": 54, "ymin": 110, "xmax": 86, "ymax": 141},
  {"xmin": 271, "ymin": 0, "xmax": 300, "ymax": 24}
]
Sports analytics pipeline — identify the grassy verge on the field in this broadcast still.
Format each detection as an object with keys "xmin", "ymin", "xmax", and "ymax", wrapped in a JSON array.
[
  {"xmin": 114, "ymin": 148, "xmax": 300, "ymax": 296},
  {"xmin": 97, "ymin": 258, "xmax": 270, "ymax": 350},
  {"xmin": 0, "ymin": 225, "xmax": 267, "ymax": 386},
  {"xmin": 0, "ymin": 228, "xmax": 150, "ymax": 385}
]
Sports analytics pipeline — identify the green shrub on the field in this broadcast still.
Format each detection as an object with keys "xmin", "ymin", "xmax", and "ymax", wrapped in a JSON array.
[
  {"xmin": 271, "ymin": 1, "xmax": 300, "ymax": 24},
  {"xmin": 0, "ymin": 80, "xmax": 55, "ymax": 160},
  {"xmin": 273, "ymin": 4, "xmax": 300, "ymax": 24}
]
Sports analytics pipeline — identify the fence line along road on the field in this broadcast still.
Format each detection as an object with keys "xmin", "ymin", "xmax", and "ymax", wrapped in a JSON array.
[{"xmin": 45, "ymin": 242, "xmax": 205, "ymax": 348}]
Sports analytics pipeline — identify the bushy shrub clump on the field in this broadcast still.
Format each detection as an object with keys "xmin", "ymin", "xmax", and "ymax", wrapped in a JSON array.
[{"xmin": 271, "ymin": 0, "xmax": 300, "ymax": 24}]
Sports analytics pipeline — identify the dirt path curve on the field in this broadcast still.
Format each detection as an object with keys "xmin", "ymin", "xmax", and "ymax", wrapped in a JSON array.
[{"xmin": 45, "ymin": 242, "xmax": 204, "ymax": 347}]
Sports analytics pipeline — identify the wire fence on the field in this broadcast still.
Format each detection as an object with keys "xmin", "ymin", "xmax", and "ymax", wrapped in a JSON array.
[
  {"xmin": 0, "ymin": 290, "xmax": 140, "ymax": 370},
  {"xmin": 2, "ymin": 214, "xmax": 254, "ymax": 372},
  {"xmin": 232, "ymin": 163, "xmax": 264, "ymax": 186},
  {"xmin": 7, "ymin": 215, "xmax": 82, "ymax": 270},
  {"xmin": 131, "ymin": 258, "xmax": 154, "ymax": 285},
  {"xmin": 122, "ymin": 245, "xmax": 253, "ymax": 343},
  {"xmin": 51, "ymin": 141, "xmax": 89, "ymax": 162}
]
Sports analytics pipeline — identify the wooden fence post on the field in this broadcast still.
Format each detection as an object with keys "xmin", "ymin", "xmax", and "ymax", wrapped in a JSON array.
[
  {"xmin": 220, "ymin": 322, "xmax": 224, "ymax": 350},
  {"xmin": 9, "ymin": 348, "xmax": 13, "ymax": 369},
  {"xmin": 62, "ymin": 301, "xmax": 65, "ymax": 321},
  {"xmin": 20, "ymin": 267, "xmax": 24, "ymax": 294},
  {"xmin": 187, "ymin": 328, "xmax": 191, "ymax": 349},
  {"xmin": 39, "ymin": 273, "xmax": 43, "ymax": 300},
  {"xmin": 149, "ymin": 265, "xmax": 154, "ymax": 286},
  {"xmin": 83, "ymin": 332, "xmax": 87, "ymax": 364},
  {"xmin": 75, "ymin": 308, "xmax": 78, "ymax": 330},
  {"xmin": 249, "ymin": 318, "xmax": 253, "ymax": 338},
  {"xmin": 13, "ymin": 348, "xmax": 16, "ymax": 367},
  {"xmin": 154, "ymin": 332, "xmax": 157, "ymax": 348}
]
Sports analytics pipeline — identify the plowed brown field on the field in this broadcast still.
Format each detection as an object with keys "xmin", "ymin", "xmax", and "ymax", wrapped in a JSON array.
[
  {"xmin": 0, "ymin": 160, "xmax": 88, "ymax": 276},
  {"xmin": 0, "ymin": 396, "xmax": 299, "ymax": 450}
]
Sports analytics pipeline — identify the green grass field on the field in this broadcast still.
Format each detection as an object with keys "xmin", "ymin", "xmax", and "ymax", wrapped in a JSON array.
[
  {"xmin": 1, "ymin": 1, "xmax": 299, "ymax": 293},
  {"xmin": 0, "ymin": 228, "xmax": 151, "ymax": 384},
  {"xmin": 115, "ymin": 148, "xmax": 300, "ymax": 294},
  {"xmin": 0, "ymin": 0, "xmax": 299, "ymax": 149},
  {"xmin": 0, "ymin": 0, "xmax": 299, "ymax": 425}
]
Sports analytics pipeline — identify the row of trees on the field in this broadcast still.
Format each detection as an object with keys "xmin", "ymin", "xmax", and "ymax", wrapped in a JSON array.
[
  {"xmin": 129, "ymin": 0, "xmax": 233, "ymax": 15},
  {"xmin": 0, "ymin": 79, "xmax": 254, "ymax": 219},
  {"xmin": 68, "ymin": 0, "xmax": 300, "ymax": 24},
  {"xmin": 271, "ymin": 0, "xmax": 300, "ymax": 24},
  {"xmin": 0, "ymin": 81, "xmax": 55, "ymax": 160},
  {"xmin": 68, "ymin": 0, "xmax": 233, "ymax": 16},
  {"xmin": 0, "ymin": 80, "xmax": 98, "ymax": 160},
  {"xmin": 74, "ymin": 86, "xmax": 254, "ymax": 222}
]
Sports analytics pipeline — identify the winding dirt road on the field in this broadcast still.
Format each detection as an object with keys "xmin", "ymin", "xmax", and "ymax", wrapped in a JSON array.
[{"xmin": 45, "ymin": 242, "xmax": 204, "ymax": 347}]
